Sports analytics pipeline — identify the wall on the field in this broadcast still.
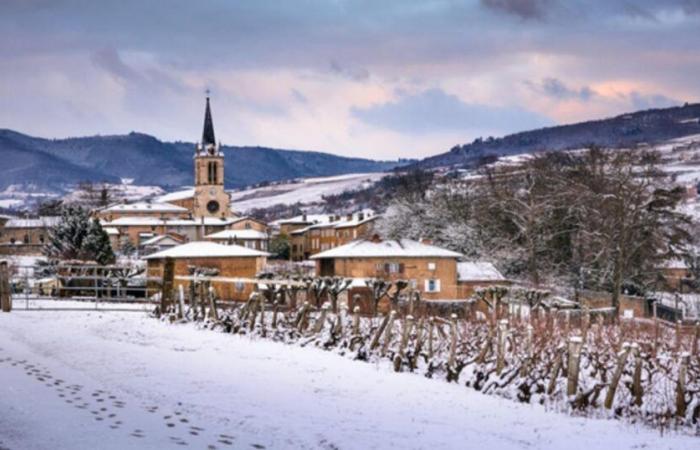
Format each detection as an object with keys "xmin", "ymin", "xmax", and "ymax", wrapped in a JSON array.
[
  {"xmin": 147, "ymin": 255, "xmax": 266, "ymax": 302},
  {"xmin": 318, "ymin": 256, "xmax": 459, "ymax": 300}
]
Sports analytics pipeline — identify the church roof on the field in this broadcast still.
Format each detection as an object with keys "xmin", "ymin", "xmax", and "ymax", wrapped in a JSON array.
[{"xmin": 202, "ymin": 96, "xmax": 216, "ymax": 146}]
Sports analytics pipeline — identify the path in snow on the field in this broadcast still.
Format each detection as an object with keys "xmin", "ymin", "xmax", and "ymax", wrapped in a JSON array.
[{"xmin": 0, "ymin": 306, "xmax": 696, "ymax": 449}]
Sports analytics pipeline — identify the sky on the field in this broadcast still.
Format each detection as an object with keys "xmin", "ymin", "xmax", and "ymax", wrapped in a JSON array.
[{"xmin": 1, "ymin": 0, "xmax": 699, "ymax": 160}]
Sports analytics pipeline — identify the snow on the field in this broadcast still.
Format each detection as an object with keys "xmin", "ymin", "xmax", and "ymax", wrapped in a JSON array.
[
  {"xmin": 102, "ymin": 216, "xmax": 240, "ymax": 227},
  {"xmin": 155, "ymin": 188, "xmax": 195, "ymax": 203},
  {"xmin": 311, "ymin": 238, "xmax": 463, "ymax": 259},
  {"xmin": 457, "ymin": 261, "xmax": 505, "ymax": 282},
  {"xmin": 101, "ymin": 202, "xmax": 188, "ymax": 213},
  {"xmin": 0, "ymin": 307, "xmax": 696, "ymax": 449},
  {"xmin": 206, "ymin": 229, "xmax": 268, "ymax": 240},
  {"xmin": 0, "ymin": 199, "xmax": 23, "ymax": 209},
  {"xmin": 103, "ymin": 227, "xmax": 119, "ymax": 236},
  {"xmin": 143, "ymin": 241, "xmax": 269, "ymax": 259},
  {"xmin": 140, "ymin": 235, "xmax": 182, "ymax": 246},
  {"xmin": 229, "ymin": 173, "xmax": 386, "ymax": 213},
  {"xmin": 4, "ymin": 216, "xmax": 60, "ymax": 228}
]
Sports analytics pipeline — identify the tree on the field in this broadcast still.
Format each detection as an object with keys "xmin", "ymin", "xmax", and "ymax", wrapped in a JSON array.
[
  {"xmin": 269, "ymin": 233, "xmax": 291, "ymax": 260},
  {"xmin": 43, "ymin": 205, "xmax": 115, "ymax": 264},
  {"xmin": 37, "ymin": 199, "xmax": 64, "ymax": 216}
]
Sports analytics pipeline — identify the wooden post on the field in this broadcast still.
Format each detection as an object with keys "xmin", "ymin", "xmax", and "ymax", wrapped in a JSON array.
[
  {"xmin": 496, "ymin": 319, "xmax": 508, "ymax": 375},
  {"xmin": 676, "ymin": 352, "xmax": 689, "ymax": 418},
  {"xmin": 314, "ymin": 303, "xmax": 331, "ymax": 334},
  {"xmin": 675, "ymin": 320, "xmax": 682, "ymax": 353},
  {"xmin": 177, "ymin": 285, "xmax": 185, "ymax": 320},
  {"xmin": 370, "ymin": 312, "xmax": 391, "ymax": 350},
  {"xmin": 521, "ymin": 324, "xmax": 534, "ymax": 376},
  {"xmin": 381, "ymin": 310, "xmax": 397, "ymax": 356},
  {"xmin": 547, "ymin": 346, "xmax": 564, "ymax": 395},
  {"xmin": 0, "ymin": 261, "xmax": 11, "ymax": 313},
  {"xmin": 448, "ymin": 314, "xmax": 458, "ymax": 368},
  {"xmin": 352, "ymin": 306, "xmax": 360, "ymax": 336},
  {"xmin": 272, "ymin": 301, "xmax": 279, "ymax": 329},
  {"xmin": 296, "ymin": 301, "xmax": 310, "ymax": 332},
  {"xmin": 208, "ymin": 286, "xmax": 219, "ymax": 321},
  {"xmin": 400, "ymin": 315, "xmax": 413, "ymax": 358},
  {"xmin": 427, "ymin": 316, "xmax": 435, "ymax": 360},
  {"xmin": 566, "ymin": 336, "xmax": 583, "ymax": 397},
  {"xmin": 604, "ymin": 343, "xmax": 631, "ymax": 409},
  {"xmin": 160, "ymin": 257, "xmax": 174, "ymax": 314},
  {"xmin": 693, "ymin": 321, "xmax": 699, "ymax": 357},
  {"xmin": 631, "ymin": 343, "xmax": 643, "ymax": 406}
]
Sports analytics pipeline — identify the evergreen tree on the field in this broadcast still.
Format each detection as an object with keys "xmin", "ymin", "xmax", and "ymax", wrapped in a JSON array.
[{"xmin": 43, "ymin": 205, "xmax": 115, "ymax": 264}]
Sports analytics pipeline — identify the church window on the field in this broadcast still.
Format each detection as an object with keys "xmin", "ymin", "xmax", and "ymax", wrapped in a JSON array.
[{"xmin": 208, "ymin": 161, "xmax": 218, "ymax": 184}]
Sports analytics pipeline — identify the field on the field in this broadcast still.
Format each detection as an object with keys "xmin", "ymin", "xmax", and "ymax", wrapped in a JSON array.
[{"xmin": 0, "ymin": 301, "xmax": 697, "ymax": 449}]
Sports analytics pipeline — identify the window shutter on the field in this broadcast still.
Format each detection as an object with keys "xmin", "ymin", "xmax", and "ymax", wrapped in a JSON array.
[
  {"xmin": 424, "ymin": 279, "xmax": 430, "ymax": 291},
  {"xmin": 435, "ymin": 279, "xmax": 441, "ymax": 292}
]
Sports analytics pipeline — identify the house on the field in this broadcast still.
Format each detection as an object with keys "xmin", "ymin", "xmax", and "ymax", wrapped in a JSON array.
[
  {"xmin": 282, "ymin": 211, "xmax": 377, "ymax": 261},
  {"xmin": 310, "ymin": 237, "xmax": 463, "ymax": 300},
  {"xmin": 144, "ymin": 241, "xmax": 269, "ymax": 302},
  {"xmin": 205, "ymin": 229, "xmax": 269, "ymax": 251},
  {"xmin": 140, "ymin": 234, "xmax": 185, "ymax": 256},
  {"xmin": 456, "ymin": 261, "xmax": 509, "ymax": 298},
  {"xmin": 96, "ymin": 201, "xmax": 190, "ymax": 222},
  {"xmin": 0, "ymin": 217, "xmax": 60, "ymax": 256}
]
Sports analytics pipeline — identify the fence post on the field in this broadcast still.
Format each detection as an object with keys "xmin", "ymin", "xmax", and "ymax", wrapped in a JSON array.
[
  {"xmin": 675, "ymin": 320, "xmax": 682, "ymax": 353},
  {"xmin": 693, "ymin": 321, "xmax": 699, "ymax": 357},
  {"xmin": 567, "ymin": 336, "xmax": 583, "ymax": 397},
  {"xmin": 177, "ymin": 285, "xmax": 186, "ymax": 320},
  {"xmin": 676, "ymin": 352, "xmax": 689, "ymax": 418},
  {"xmin": 631, "ymin": 343, "xmax": 643, "ymax": 406},
  {"xmin": 208, "ymin": 286, "xmax": 219, "ymax": 322},
  {"xmin": 652, "ymin": 302, "xmax": 659, "ymax": 357},
  {"xmin": 352, "ymin": 306, "xmax": 360, "ymax": 336},
  {"xmin": 604, "ymin": 342, "xmax": 631, "ymax": 409},
  {"xmin": 449, "ymin": 314, "xmax": 458, "ymax": 369},
  {"xmin": 496, "ymin": 319, "xmax": 508, "ymax": 375},
  {"xmin": 381, "ymin": 310, "xmax": 397, "ymax": 356},
  {"xmin": 0, "ymin": 261, "xmax": 11, "ymax": 313},
  {"xmin": 160, "ymin": 257, "xmax": 174, "ymax": 315},
  {"xmin": 314, "ymin": 302, "xmax": 331, "ymax": 334}
]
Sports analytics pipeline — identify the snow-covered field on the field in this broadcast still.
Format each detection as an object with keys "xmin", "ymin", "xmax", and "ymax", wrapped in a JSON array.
[
  {"xmin": 0, "ymin": 306, "xmax": 696, "ymax": 449},
  {"xmin": 229, "ymin": 173, "xmax": 385, "ymax": 213}
]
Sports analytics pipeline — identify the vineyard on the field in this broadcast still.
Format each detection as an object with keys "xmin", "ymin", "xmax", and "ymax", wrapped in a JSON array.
[{"xmin": 155, "ymin": 284, "xmax": 700, "ymax": 435}]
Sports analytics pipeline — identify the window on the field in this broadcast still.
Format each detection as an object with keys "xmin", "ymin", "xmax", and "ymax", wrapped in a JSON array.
[
  {"xmin": 23, "ymin": 234, "xmax": 29, "ymax": 244},
  {"xmin": 425, "ymin": 279, "xmax": 441, "ymax": 293},
  {"xmin": 245, "ymin": 222, "xmax": 251, "ymax": 229},
  {"xmin": 428, "ymin": 262, "xmax": 436, "ymax": 271},
  {"xmin": 208, "ymin": 161, "xmax": 218, "ymax": 184},
  {"xmin": 377, "ymin": 262, "xmax": 404, "ymax": 274},
  {"xmin": 235, "ymin": 282, "xmax": 245, "ymax": 293}
]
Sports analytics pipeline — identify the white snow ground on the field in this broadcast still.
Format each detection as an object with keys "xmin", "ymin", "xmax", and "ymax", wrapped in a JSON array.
[{"xmin": 0, "ymin": 305, "xmax": 696, "ymax": 450}]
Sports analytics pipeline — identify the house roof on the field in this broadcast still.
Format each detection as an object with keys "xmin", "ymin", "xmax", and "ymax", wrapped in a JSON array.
[
  {"xmin": 156, "ymin": 188, "xmax": 195, "ymax": 203},
  {"xmin": 5, "ymin": 217, "xmax": 61, "ymax": 228},
  {"xmin": 144, "ymin": 241, "xmax": 269, "ymax": 260},
  {"xmin": 310, "ymin": 239, "xmax": 462, "ymax": 259},
  {"xmin": 206, "ymin": 229, "xmax": 268, "ymax": 240},
  {"xmin": 103, "ymin": 202, "xmax": 188, "ymax": 213},
  {"xmin": 140, "ymin": 234, "xmax": 183, "ymax": 246},
  {"xmin": 457, "ymin": 262, "xmax": 505, "ymax": 282},
  {"xmin": 103, "ymin": 227, "xmax": 119, "ymax": 236},
  {"xmin": 103, "ymin": 216, "xmax": 239, "ymax": 227}
]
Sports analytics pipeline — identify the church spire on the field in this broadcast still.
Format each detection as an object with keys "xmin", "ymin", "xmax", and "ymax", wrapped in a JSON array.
[{"xmin": 201, "ymin": 94, "xmax": 216, "ymax": 147}]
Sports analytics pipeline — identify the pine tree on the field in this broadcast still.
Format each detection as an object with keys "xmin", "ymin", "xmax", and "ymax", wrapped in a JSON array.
[
  {"xmin": 82, "ymin": 219, "xmax": 116, "ymax": 265},
  {"xmin": 43, "ymin": 205, "xmax": 115, "ymax": 264}
]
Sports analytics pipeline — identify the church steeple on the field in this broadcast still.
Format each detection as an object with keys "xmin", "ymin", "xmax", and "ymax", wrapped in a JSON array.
[{"xmin": 201, "ymin": 95, "xmax": 216, "ymax": 147}]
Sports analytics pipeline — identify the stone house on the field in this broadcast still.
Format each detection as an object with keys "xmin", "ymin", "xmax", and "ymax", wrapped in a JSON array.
[
  {"xmin": 144, "ymin": 241, "xmax": 268, "ymax": 302},
  {"xmin": 0, "ymin": 217, "xmax": 60, "ymax": 255}
]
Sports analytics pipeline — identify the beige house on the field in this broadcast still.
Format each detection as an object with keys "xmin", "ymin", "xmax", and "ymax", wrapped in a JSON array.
[
  {"xmin": 145, "ymin": 241, "xmax": 268, "ymax": 302},
  {"xmin": 96, "ymin": 202, "xmax": 190, "ymax": 222},
  {"xmin": 0, "ymin": 217, "xmax": 60, "ymax": 256},
  {"xmin": 205, "ymin": 229, "xmax": 269, "ymax": 251}
]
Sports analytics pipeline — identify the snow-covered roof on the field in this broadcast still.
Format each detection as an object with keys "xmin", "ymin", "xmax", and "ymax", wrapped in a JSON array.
[
  {"xmin": 310, "ymin": 239, "xmax": 462, "ymax": 259},
  {"xmin": 103, "ymin": 202, "xmax": 188, "ymax": 213},
  {"xmin": 4, "ymin": 217, "xmax": 61, "ymax": 228},
  {"xmin": 206, "ymin": 229, "xmax": 268, "ymax": 240},
  {"xmin": 457, "ymin": 262, "xmax": 505, "ymax": 282},
  {"xmin": 103, "ymin": 217, "xmax": 239, "ymax": 227},
  {"xmin": 333, "ymin": 214, "xmax": 378, "ymax": 229},
  {"xmin": 156, "ymin": 188, "xmax": 195, "ymax": 203},
  {"xmin": 658, "ymin": 258, "xmax": 689, "ymax": 270},
  {"xmin": 103, "ymin": 227, "xmax": 119, "ymax": 236},
  {"xmin": 144, "ymin": 241, "xmax": 269, "ymax": 260},
  {"xmin": 273, "ymin": 214, "xmax": 334, "ymax": 226},
  {"xmin": 140, "ymin": 234, "xmax": 183, "ymax": 246}
]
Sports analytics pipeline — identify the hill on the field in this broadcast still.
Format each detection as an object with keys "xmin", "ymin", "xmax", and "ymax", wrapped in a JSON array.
[
  {"xmin": 412, "ymin": 103, "xmax": 700, "ymax": 170},
  {"xmin": 0, "ymin": 130, "xmax": 401, "ymax": 193}
]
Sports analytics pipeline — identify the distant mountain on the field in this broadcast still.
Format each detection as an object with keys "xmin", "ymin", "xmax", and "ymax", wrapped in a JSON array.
[
  {"xmin": 412, "ymin": 103, "xmax": 700, "ymax": 170},
  {"xmin": 0, "ymin": 130, "xmax": 401, "ymax": 193}
]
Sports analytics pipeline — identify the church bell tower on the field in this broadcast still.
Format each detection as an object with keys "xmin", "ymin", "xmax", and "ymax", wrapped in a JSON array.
[{"xmin": 193, "ymin": 95, "xmax": 232, "ymax": 218}]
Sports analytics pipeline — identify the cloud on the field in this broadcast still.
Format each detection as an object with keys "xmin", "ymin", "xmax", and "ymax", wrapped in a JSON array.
[
  {"xmin": 628, "ymin": 91, "xmax": 679, "ymax": 110},
  {"xmin": 352, "ymin": 88, "xmax": 552, "ymax": 135},
  {"xmin": 480, "ymin": 0, "xmax": 555, "ymax": 20},
  {"xmin": 90, "ymin": 47, "xmax": 143, "ymax": 83},
  {"xmin": 329, "ymin": 60, "xmax": 370, "ymax": 82},
  {"xmin": 527, "ymin": 77, "xmax": 596, "ymax": 101}
]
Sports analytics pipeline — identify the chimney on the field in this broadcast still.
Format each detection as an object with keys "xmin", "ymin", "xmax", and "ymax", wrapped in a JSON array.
[
  {"xmin": 302, "ymin": 213, "xmax": 307, "ymax": 222},
  {"xmin": 347, "ymin": 214, "xmax": 353, "ymax": 221},
  {"xmin": 420, "ymin": 237, "xmax": 433, "ymax": 245},
  {"xmin": 370, "ymin": 233, "xmax": 382, "ymax": 243},
  {"xmin": 358, "ymin": 213, "xmax": 365, "ymax": 221}
]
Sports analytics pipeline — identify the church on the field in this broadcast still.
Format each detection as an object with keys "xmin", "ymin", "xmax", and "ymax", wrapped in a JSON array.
[{"xmin": 99, "ymin": 96, "xmax": 269, "ymax": 253}]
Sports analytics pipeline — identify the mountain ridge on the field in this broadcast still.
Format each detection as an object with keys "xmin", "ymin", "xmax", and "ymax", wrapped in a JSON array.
[{"xmin": 0, "ymin": 129, "xmax": 402, "ymax": 193}]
